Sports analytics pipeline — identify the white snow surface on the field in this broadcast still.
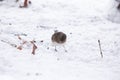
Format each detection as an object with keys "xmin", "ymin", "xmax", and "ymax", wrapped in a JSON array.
[{"xmin": 0, "ymin": 0, "xmax": 120, "ymax": 80}]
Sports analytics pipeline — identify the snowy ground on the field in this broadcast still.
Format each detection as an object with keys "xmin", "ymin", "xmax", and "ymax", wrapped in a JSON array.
[{"xmin": 0, "ymin": 0, "xmax": 120, "ymax": 80}]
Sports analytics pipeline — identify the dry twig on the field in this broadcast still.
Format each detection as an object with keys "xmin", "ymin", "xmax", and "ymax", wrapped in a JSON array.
[
  {"xmin": 30, "ymin": 41, "xmax": 37, "ymax": 55},
  {"xmin": 98, "ymin": 40, "xmax": 103, "ymax": 58}
]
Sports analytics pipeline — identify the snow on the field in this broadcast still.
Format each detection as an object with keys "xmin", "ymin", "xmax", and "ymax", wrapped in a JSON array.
[{"xmin": 0, "ymin": 0, "xmax": 120, "ymax": 80}]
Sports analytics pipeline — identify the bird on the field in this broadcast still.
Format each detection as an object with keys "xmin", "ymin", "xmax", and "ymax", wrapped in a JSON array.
[{"xmin": 51, "ymin": 30, "xmax": 67, "ymax": 52}]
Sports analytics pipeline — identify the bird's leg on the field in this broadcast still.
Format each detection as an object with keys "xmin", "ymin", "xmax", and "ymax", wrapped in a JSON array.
[
  {"xmin": 55, "ymin": 46, "xmax": 57, "ymax": 52},
  {"xmin": 63, "ymin": 45, "xmax": 67, "ymax": 52}
]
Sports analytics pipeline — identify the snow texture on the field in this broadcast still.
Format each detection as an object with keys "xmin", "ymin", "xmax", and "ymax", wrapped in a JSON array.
[{"xmin": 0, "ymin": 0, "xmax": 120, "ymax": 80}]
